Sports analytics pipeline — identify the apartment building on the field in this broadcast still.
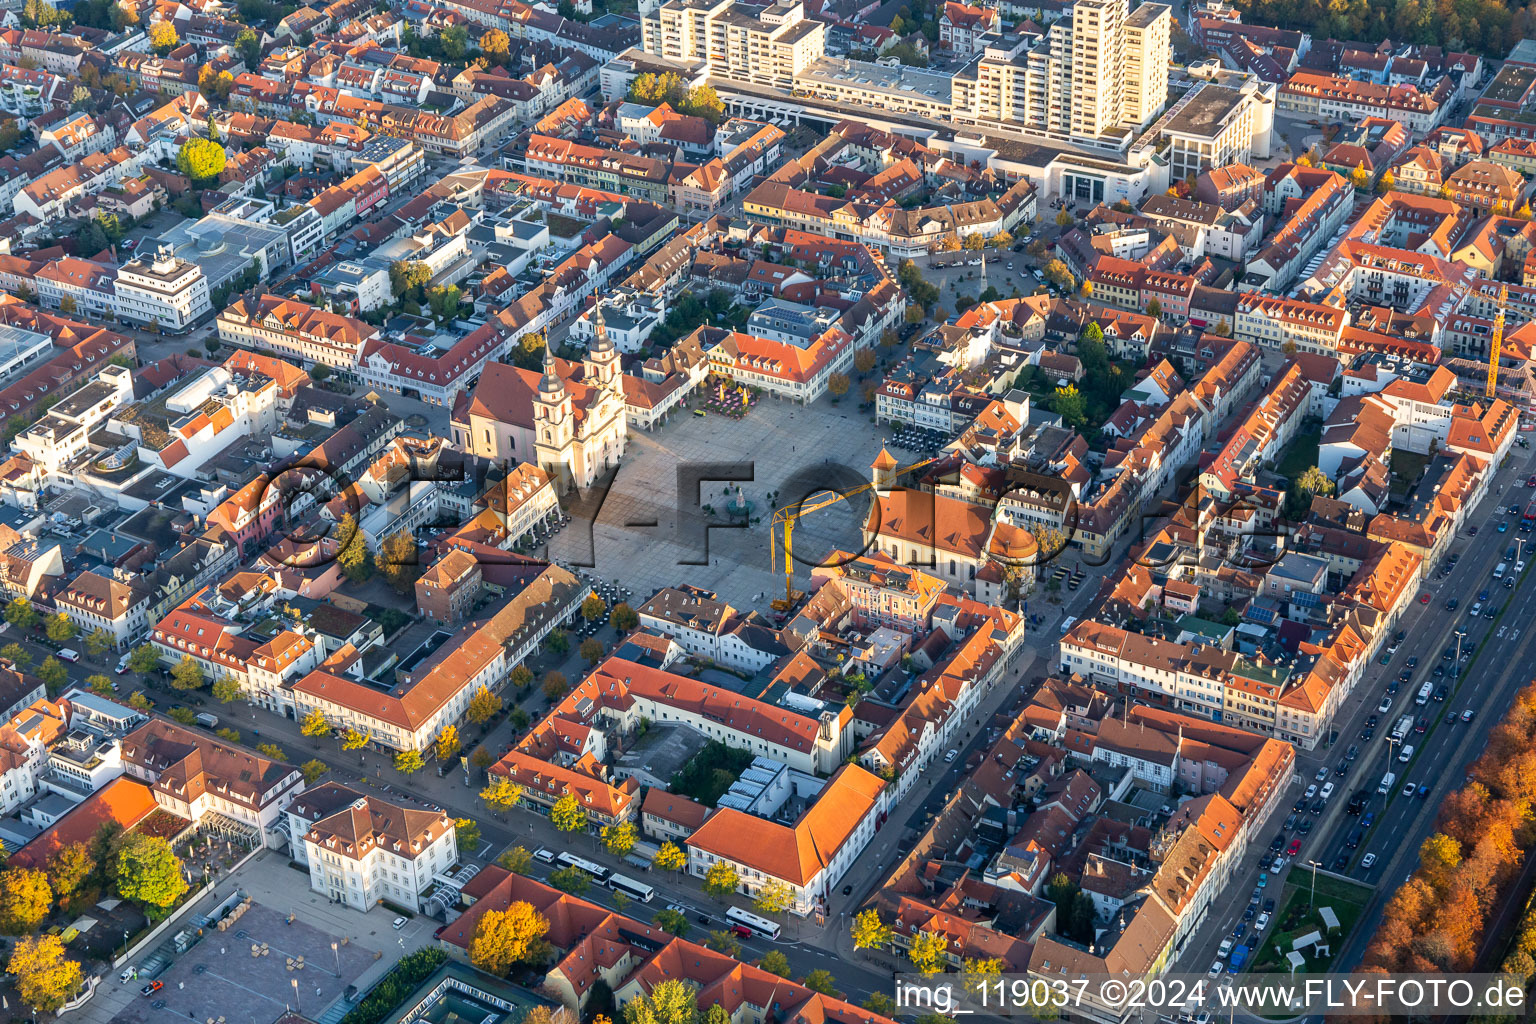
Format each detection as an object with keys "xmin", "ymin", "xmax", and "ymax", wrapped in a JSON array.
[
  {"xmin": 217, "ymin": 294, "xmax": 378, "ymax": 374},
  {"xmin": 642, "ymin": 0, "xmax": 826, "ymax": 89},
  {"xmin": 113, "ymin": 251, "xmax": 213, "ymax": 333}
]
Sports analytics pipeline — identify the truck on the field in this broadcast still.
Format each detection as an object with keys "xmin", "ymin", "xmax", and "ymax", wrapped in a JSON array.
[
  {"xmin": 1228, "ymin": 945, "xmax": 1249, "ymax": 971},
  {"xmin": 194, "ymin": 712, "xmax": 219, "ymax": 729},
  {"xmin": 1392, "ymin": 714, "xmax": 1414, "ymax": 742},
  {"xmin": 1523, "ymin": 500, "xmax": 1536, "ymax": 526},
  {"xmin": 1378, "ymin": 772, "xmax": 1396, "ymax": 795}
]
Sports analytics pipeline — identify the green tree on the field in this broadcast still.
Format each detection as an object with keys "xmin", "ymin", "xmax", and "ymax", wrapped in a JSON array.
[
  {"xmin": 3, "ymin": 597, "xmax": 36, "ymax": 629},
  {"xmin": 753, "ymin": 880, "xmax": 793, "ymax": 915},
  {"xmin": 702, "ymin": 861, "xmax": 739, "ymax": 898},
  {"xmin": 454, "ymin": 817, "xmax": 481, "ymax": 852},
  {"xmin": 236, "ymin": 26, "xmax": 260, "ymax": 65},
  {"xmin": 759, "ymin": 949, "xmax": 790, "ymax": 976},
  {"xmin": 651, "ymin": 841, "xmax": 686, "ymax": 873},
  {"xmin": 704, "ymin": 930, "xmax": 742, "ymax": 957},
  {"xmin": 115, "ymin": 834, "xmax": 188, "ymax": 911},
  {"xmin": 623, "ymin": 978, "xmax": 700, "ymax": 1024},
  {"xmin": 148, "ymin": 19, "xmax": 178, "ymax": 53},
  {"xmin": 394, "ymin": 749, "xmax": 425, "ymax": 774},
  {"xmin": 547, "ymin": 865, "xmax": 589, "ymax": 895},
  {"xmin": 83, "ymin": 627, "xmax": 114, "ymax": 658},
  {"xmin": 1051, "ymin": 385, "xmax": 1087, "ymax": 429},
  {"xmin": 86, "ymin": 673, "xmax": 113, "ymax": 696},
  {"xmin": 46, "ymin": 845, "xmax": 92, "ymax": 906},
  {"xmin": 256, "ymin": 742, "xmax": 287, "ymax": 761},
  {"xmin": 601, "ymin": 821, "xmax": 637, "ymax": 857},
  {"xmin": 128, "ymin": 691, "xmax": 151, "ymax": 711},
  {"xmin": 170, "ymin": 654, "xmax": 203, "ymax": 691},
  {"xmin": 299, "ymin": 708, "xmax": 330, "ymax": 738},
  {"xmin": 801, "ymin": 969, "xmax": 839, "ymax": 996},
  {"xmin": 851, "ymin": 908, "xmax": 893, "ymax": 950},
  {"xmin": 480, "ymin": 776, "xmax": 523, "ymax": 817},
  {"xmin": 44, "ymin": 612, "xmax": 75, "ymax": 644},
  {"xmin": 211, "ymin": 676, "xmax": 241, "ymax": 703},
  {"xmin": 374, "ymin": 531, "xmax": 418, "ymax": 593},
  {"xmin": 1146, "ymin": 297, "xmax": 1162, "ymax": 318},
  {"xmin": 653, "ymin": 907, "xmax": 690, "ymax": 936},
  {"xmin": 469, "ymin": 901, "xmax": 550, "ymax": 975},
  {"xmin": 441, "ymin": 24, "xmax": 468, "ymax": 59},
  {"xmin": 497, "ymin": 846, "xmax": 535, "ymax": 874},
  {"xmin": 0, "ymin": 642, "xmax": 28, "ymax": 669},
  {"xmin": 128, "ymin": 643, "xmax": 159, "ymax": 674},
  {"xmin": 336, "ymin": 512, "xmax": 371, "ymax": 582},
  {"xmin": 301, "ymin": 759, "xmax": 328, "ymax": 784},
  {"xmin": 176, "ymin": 137, "xmax": 226, "ymax": 184},
  {"xmin": 0, "ymin": 867, "xmax": 52, "ymax": 934},
  {"xmin": 863, "ymin": 992, "xmax": 897, "ymax": 1015},
  {"xmin": 610, "ymin": 602, "xmax": 639, "ymax": 631},
  {"xmin": 466, "ymin": 684, "xmax": 502, "ymax": 724},
  {"xmin": 36, "ymin": 656, "xmax": 66, "ymax": 694},
  {"xmin": 579, "ymin": 636, "xmax": 604, "ymax": 665},
  {"xmin": 435, "ymin": 724, "xmax": 461, "ymax": 762},
  {"xmin": 8, "ymin": 934, "xmax": 82, "ymax": 1013},
  {"xmin": 215, "ymin": 727, "xmax": 241, "ymax": 744},
  {"xmin": 909, "ymin": 929, "xmax": 950, "ymax": 974},
  {"xmin": 549, "ymin": 793, "xmax": 588, "ymax": 833}
]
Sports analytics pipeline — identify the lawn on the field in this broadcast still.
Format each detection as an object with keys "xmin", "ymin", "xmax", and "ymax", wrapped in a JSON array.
[
  {"xmin": 1274, "ymin": 423, "xmax": 1322, "ymax": 481},
  {"xmin": 1248, "ymin": 872, "xmax": 1372, "ymax": 974}
]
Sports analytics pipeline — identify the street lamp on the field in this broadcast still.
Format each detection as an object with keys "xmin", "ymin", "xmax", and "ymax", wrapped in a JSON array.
[
  {"xmin": 331, "ymin": 941, "xmax": 339, "ymax": 977},
  {"xmin": 1307, "ymin": 859, "xmax": 1320, "ymax": 910},
  {"xmin": 291, "ymin": 977, "xmax": 300, "ymax": 1013}
]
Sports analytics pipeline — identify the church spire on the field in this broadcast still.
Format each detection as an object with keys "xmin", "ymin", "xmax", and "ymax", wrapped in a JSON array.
[
  {"xmin": 538, "ymin": 335, "xmax": 564, "ymax": 397},
  {"xmin": 591, "ymin": 297, "xmax": 613, "ymax": 355}
]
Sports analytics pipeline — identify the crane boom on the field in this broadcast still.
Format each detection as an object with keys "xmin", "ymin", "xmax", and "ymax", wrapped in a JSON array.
[
  {"xmin": 769, "ymin": 456, "xmax": 936, "ymax": 610},
  {"xmin": 1488, "ymin": 284, "xmax": 1508, "ymax": 401}
]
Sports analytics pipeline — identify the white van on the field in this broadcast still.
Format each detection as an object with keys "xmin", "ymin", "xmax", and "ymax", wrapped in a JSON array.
[
  {"xmin": 1495, "ymin": 562, "xmax": 1508, "ymax": 578},
  {"xmin": 1416, "ymin": 682, "xmax": 1433, "ymax": 706},
  {"xmin": 1398, "ymin": 744, "xmax": 1414, "ymax": 763},
  {"xmin": 1059, "ymin": 615, "xmax": 1077, "ymax": 636},
  {"xmin": 56, "ymin": 648, "xmax": 80, "ymax": 663},
  {"xmin": 1378, "ymin": 772, "xmax": 1396, "ymax": 795}
]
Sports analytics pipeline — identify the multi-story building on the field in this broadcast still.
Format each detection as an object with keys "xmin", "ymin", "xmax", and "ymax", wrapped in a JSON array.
[
  {"xmin": 120, "ymin": 718, "xmax": 306, "ymax": 849},
  {"xmin": 113, "ymin": 250, "xmax": 212, "ymax": 333},
  {"xmin": 293, "ymin": 782, "xmax": 457, "ymax": 912},
  {"xmin": 642, "ymin": 0, "xmax": 826, "ymax": 89}
]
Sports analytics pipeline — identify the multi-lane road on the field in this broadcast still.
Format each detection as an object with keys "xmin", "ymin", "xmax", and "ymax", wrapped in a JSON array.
[{"xmin": 1181, "ymin": 436, "xmax": 1536, "ymax": 975}]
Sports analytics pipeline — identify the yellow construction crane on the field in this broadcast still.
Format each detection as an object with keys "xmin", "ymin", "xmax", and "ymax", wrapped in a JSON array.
[
  {"xmin": 1488, "ymin": 283, "xmax": 1509, "ymax": 401},
  {"xmin": 769, "ymin": 454, "xmax": 936, "ymax": 611}
]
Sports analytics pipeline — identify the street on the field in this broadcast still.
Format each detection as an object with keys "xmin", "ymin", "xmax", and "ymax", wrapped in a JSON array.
[{"xmin": 1178, "ymin": 435, "xmax": 1536, "ymax": 975}]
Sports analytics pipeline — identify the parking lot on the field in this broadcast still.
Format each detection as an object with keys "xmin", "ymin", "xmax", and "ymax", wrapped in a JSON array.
[{"xmin": 109, "ymin": 901, "xmax": 377, "ymax": 1024}]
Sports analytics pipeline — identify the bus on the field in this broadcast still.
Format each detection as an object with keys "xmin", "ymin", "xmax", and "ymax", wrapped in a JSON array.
[
  {"xmin": 726, "ymin": 906, "xmax": 781, "ymax": 940},
  {"xmin": 607, "ymin": 873, "xmax": 655, "ymax": 903},
  {"xmin": 556, "ymin": 853, "xmax": 612, "ymax": 884}
]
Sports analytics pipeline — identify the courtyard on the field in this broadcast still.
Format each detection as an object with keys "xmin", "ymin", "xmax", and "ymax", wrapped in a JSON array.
[{"xmin": 546, "ymin": 395, "xmax": 901, "ymax": 609}]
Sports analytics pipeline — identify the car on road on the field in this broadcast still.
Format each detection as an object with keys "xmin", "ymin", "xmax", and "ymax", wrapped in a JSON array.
[
  {"xmin": 1436, "ymin": 685, "xmax": 1449, "ymax": 701},
  {"xmin": 666, "ymin": 903, "xmax": 688, "ymax": 915},
  {"xmin": 1334, "ymin": 850, "xmax": 1350, "ymax": 869},
  {"xmin": 1320, "ymin": 782, "xmax": 1334, "ymax": 801},
  {"xmin": 1314, "ymin": 766, "xmax": 1329, "ymax": 781},
  {"xmin": 1270, "ymin": 834, "xmax": 1286, "ymax": 853},
  {"xmin": 1362, "ymin": 811, "xmax": 1376, "ymax": 829},
  {"xmin": 1298, "ymin": 817, "xmax": 1314, "ymax": 835},
  {"xmin": 1303, "ymin": 784, "xmax": 1317, "ymax": 800},
  {"xmin": 1346, "ymin": 744, "xmax": 1359, "ymax": 760},
  {"xmin": 392, "ymin": 917, "xmax": 407, "ymax": 930},
  {"xmin": 1256, "ymin": 911, "xmax": 1271, "ymax": 930},
  {"xmin": 1480, "ymin": 589, "xmax": 1491, "ymax": 602},
  {"xmin": 1403, "ymin": 780, "xmax": 1417, "ymax": 797},
  {"xmin": 1362, "ymin": 853, "xmax": 1377, "ymax": 869},
  {"xmin": 1378, "ymin": 696, "xmax": 1392, "ymax": 713},
  {"xmin": 1209, "ymin": 961, "xmax": 1224, "ymax": 977},
  {"xmin": 1420, "ymin": 592, "xmax": 1431, "ymax": 603},
  {"xmin": 1470, "ymin": 525, "xmax": 1479, "ymax": 536},
  {"xmin": 1520, "ymin": 561, "xmax": 1528, "ymax": 574},
  {"xmin": 841, "ymin": 884, "xmax": 852, "ymax": 895},
  {"xmin": 1242, "ymin": 904, "xmax": 1255, "ymax": 920},
  {"xmin": 116, "ymin": 653, "xmax": 131, "ymax": 674},
  {"xmin": 1335, "ymin": 760, "xmax": 1348, "ymax": 777},
  {"xmin": 1446, "ymin": 597, "xmax": 1459, "ymax": 610},
  {"xmin": 142, "ymin": 981, "xmax": 163, "ymax": 997},
  {"xmin": 1270, "ymin": 855, "xmax": 1285, "ymax": 874},
  {"xmin": 730, "ymin": 924, "xmax": 752, "ymax": 938},
  {"xmin": 1462, "ymin": 708, "xmax": 1476, "ymax": 722},
  {"xmin": 1415, "ymin": 716, "xmax": 1428, "ymax": 734},
  {"xmin": 944, "ymin": 749, "xmax": 958, "ymax": 763},
  {"xmin": 1418, "ymin": 784, "xmax": 1431, "ymax": 799},
  {"xmin": 1287, "ymin": 839, "xmax": 1302, "ymax": 856}
]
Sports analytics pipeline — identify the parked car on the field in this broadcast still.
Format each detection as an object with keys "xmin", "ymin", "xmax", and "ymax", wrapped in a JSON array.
[{"xmin": 142, "ymin": 981, "xmax": 163, "ymax": 997}]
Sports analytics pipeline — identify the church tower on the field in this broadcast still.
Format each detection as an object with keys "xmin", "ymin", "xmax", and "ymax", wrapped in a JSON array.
[
  {"xmin": 585, "ymin": 299, "xmax": 621, "ymax": 392},
  {"xmin": 533, "ymin": 340, "xmax": 574, "ymax": 491}
]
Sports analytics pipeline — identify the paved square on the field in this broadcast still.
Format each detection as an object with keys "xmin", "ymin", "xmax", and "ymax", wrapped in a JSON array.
[
  {"xmin": 109, "ymin": 902, "xmax": 377, "ymax": 1024},
  {"xmin": 549, "ymin": 397, "xmax": 898, "ymax": 608}
]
